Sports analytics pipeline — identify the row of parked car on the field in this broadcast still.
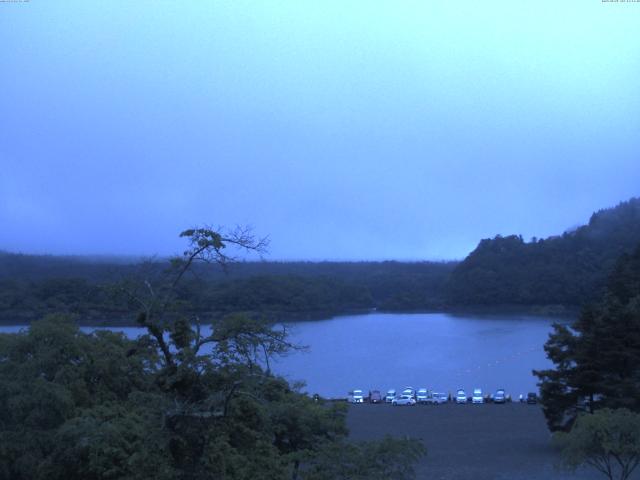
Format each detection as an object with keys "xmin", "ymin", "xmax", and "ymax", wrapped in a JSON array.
[{"xmin": 347, "ymin": 387, "xmax": 539, "ymax": 406}]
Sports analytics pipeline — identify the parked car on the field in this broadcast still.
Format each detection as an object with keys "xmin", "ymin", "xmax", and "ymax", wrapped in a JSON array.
[
  {"xmin": 526, "ymin": 392, "xmax": 538, "ymax": 404},
  {"xmin": 472, "ymin": 388, "xmax": 484, "ymax": 404},
  {"xmin": 416, "ymin": 388, "xmax": 429, "ymax": 404},
  {"xmin": 348, "ymin": 389, "xmax": 365, "ymax": 404},
  {"xmin": 402, "ymin": 387, "xmax": 416, "ymax": 399},
  {"xmin": 384, "ymin": 389, "xmax": 396, "ymax": 403},
  {"xmin": 455, "ymin": 389, "xmax": 467, "ymax": 404},
  {"xmin": 392, "ymin": 394, "xmax": 416, "ymax": 406},
  {"xmin": 369, "ymin": 390, "xmax": 382, "ymax": 404},
  {"xmin": 494, "ymin": 389, "xmax": 507, "ymax": 404},
  {"xmin": 427, "ymin": 392, "xmax": 449, "ymax": 404}
]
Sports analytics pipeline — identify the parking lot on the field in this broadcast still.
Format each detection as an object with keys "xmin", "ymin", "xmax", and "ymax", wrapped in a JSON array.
[{"xmin": 346, "ymin": 403, "xmax": 603, "ymax": 480}]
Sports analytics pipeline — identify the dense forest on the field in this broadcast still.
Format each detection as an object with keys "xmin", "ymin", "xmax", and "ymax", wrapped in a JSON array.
[
  {"xmin": 0, "ymin": 255, "xmax": 455, "ymax": 323},
  {"xmin": 0, "ymin": 229, "xmax": 425, "ymax": 479},
  {"xmin": 1, "ymin": 197, "xmax": 639, "ymax": 323},
  {"xmin": 447, "ymin": 198, "xmax": 640, "ymax": 308}
]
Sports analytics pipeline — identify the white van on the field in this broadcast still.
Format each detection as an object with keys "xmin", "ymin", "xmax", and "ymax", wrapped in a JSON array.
[
  {"xmin": 384, "ymin": 389, "xmax": 396, "ymax": 403},
  {"xmin": 472, "ymin": 388, "xmax": 484, "ymax": 404},
  {"xmin": 348, "ymin": 389, "xmax": 365, "ymax": 404}
]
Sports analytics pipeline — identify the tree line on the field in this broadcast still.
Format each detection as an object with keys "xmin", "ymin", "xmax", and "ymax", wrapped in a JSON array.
[
  {"xmin": 447, "ymin": 198, "xmax": 640, "ymax": 307},
  {"xmin": 0, "ymin": 228, "xmax": 426, "ymax": 480},
  {"xmin": 1, "ymin": 197, "xmax": 639, "ymax": 325},
  {"xmin": 0, "ymin": 257, "xmax": 455, "ymax": 323}
]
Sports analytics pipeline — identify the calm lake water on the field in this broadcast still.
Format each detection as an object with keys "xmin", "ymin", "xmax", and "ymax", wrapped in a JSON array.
[{"xmin": 0, "ymin": 312, "xmax": 564, "ymax": 398}]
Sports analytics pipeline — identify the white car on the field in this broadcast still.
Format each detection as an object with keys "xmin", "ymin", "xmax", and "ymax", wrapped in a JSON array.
[
  {"xmin": 429, "ymin": 392, "xmax": 449, "ymax": 404},
  {"xmin": 456, "ymin": 389, "xmax": 467, "ymax": 404},
  {"xmin": 392, "ymin": 394, "xmax": 416, "ymax": 406},
  {"xmin": 416, "ymin": 388, "xmax": 429, "ymax": 404},
  {"xmin": 349, "ymin": 389, "xmax": 365, "ymax": 404},
  {"xmin": 384, "ymin": 389, "xmax": 396, "ymax": 403},
  {"xmin": 494, "ymin": 389, "xmax": 507, "ymax": 404},
  {"xmin": 472, "ymin": 388, "xmax": 484, "ymax": 404},
  {"xmin": 402, "ymin": 387, "xmax": 416, "ymax": 399}
]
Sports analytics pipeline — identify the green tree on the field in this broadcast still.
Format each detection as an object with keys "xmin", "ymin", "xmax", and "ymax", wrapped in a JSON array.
[
  {"xmin": 0, "ymin": 314, "xmax": 165, "ymax": 480},
  {"xmin": 554, "ymin": 408, "xmax": 640, "ymax": 480},
  {"xmin": 119, "ymin": 226, "xmax": 424, "ymax": 478},
  {"xmin": 1, "ymin": 226, "xmax": 426, "ymax": 479},
  {"xmin": 534, "ymin": 245, "xmax": 640, "ymax": 431}
]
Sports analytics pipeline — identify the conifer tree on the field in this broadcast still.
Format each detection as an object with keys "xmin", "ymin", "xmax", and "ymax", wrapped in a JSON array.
[{"xmin": 534, "ymin": 245, "xmax": 640, "ymax": 431}]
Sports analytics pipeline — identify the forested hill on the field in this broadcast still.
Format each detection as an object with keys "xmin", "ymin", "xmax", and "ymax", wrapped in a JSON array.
[
  {"xmin": 0, "ymin": 255, "xmax": 456, "ymax": 323},
  {"xmin": 446, "ymin": 198, "xmax": 640, "ymax": 307},
  {"xmin": 2, "ymin": 197, "xmax": 639, "ymax": 321}
]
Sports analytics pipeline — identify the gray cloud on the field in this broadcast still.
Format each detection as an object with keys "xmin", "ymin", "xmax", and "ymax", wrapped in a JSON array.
[{"xmin": 1, "ymin": 1, "xmax": 639, "ymax": 260}]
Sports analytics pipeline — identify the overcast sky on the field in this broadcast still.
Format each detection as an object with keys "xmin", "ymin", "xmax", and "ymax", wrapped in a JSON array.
[{"xmin": 1, "ymin": 1, "xmax": 639, "ymax": 260}]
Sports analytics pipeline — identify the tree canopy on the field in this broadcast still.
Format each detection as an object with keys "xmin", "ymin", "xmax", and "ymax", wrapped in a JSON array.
[
  {"xmin": 554, "ymin": 408, "xmax": 640, "ymax": 480},
  {"xmin": 447, "ymin": 198, "xmax": 640, "ymax": 307},
  {"xmin": 0, "ymin": 227, "xmax": 426, "ymax": 479},
  {"xmin": 534, "ymin": 244, "xmax": 640, "ymax": 431}
]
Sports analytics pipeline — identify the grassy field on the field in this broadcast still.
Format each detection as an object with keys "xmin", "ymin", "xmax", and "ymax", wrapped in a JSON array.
[{"xmin": 347, "ymin": 403, "xmax": 608, "ymax": 480}]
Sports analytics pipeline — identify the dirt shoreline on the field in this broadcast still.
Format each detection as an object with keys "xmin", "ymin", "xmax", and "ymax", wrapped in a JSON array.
[{"xmin": 346, "ymin": 403, "xmax": 608, "ymax": 480}]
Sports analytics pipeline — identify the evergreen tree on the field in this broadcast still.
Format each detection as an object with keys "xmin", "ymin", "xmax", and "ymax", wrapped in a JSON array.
[{"xmin": 534, "ymin": 245, "xmax": 640, "ymax": 431}]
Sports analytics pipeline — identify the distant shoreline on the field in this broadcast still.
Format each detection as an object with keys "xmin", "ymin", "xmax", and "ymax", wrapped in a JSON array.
[{"xmin": 0, "ymin": 304, "xmax": 578, "ymax": 327}]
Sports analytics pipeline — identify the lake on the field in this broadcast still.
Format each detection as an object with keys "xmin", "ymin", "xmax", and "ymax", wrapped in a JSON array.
[{"xmin": 0, "ymin": 312, "xmax": 564, "ymax": 399}]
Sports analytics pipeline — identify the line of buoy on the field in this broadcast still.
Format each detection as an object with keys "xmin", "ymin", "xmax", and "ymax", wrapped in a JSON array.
[{"xmin": 448, "ymin": 345, "xmax": 542, "ymax": 378}]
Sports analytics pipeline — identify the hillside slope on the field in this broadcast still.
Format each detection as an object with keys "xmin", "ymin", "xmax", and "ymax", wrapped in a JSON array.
[{"xmin": 447, "ymin": 198, "xmax": 640, "ymax": 307}]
